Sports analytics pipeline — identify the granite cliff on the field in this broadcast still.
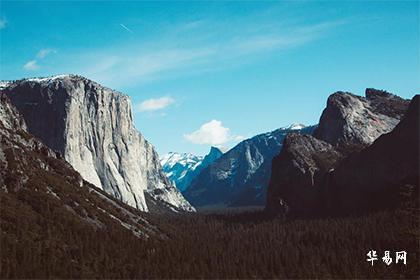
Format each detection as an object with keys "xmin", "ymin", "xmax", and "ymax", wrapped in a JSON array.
[
  {"xmin": 267, "ymin": 89, "xmax": 414, "ymax": 216},
  {"xmin": 0, "ymin": 92, "xmax": 162, "ymax": 238},
  {"xmin": 314, "ymin": 89, "xmax": 409, "ymax": 153},
  {"xmin": 1, "ymin": 75, "xmax": 194, "ymax": 212}
]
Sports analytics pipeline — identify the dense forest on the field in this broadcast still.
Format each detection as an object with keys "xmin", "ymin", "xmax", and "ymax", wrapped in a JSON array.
[{"xmin": 1, "ymin": 184, "xmax": 418, "ymax": 279}]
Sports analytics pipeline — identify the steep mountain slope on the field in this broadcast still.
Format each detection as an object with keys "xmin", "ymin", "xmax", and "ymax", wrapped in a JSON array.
[
  {"xmin": 0, "ymin": 92, "xmax": 162, "ymax": 240},
  {"xmin": 1, "ymin": 75, "xmax": 193, "ymax": 212},
  {"xmin": 328, "ymin": 94, "xmax": 419, "ymax": 213},
  {"xmin": 266, "ymin": 134, "xmax": 342, "ymax": 216},
  {"xmin": 314, "ymin": 89, "xmax": 409, "ymax": 153},
  {"xmin": 184, "ymin": 124, "xmax": 316, "ymax": 208},
  {"xmin": 161, "ymin": 147, "xmax": 223, "ymax": 192},
  {"xmin": 267, "ymin": 90, "xmax": 415, "ymax": 216}
]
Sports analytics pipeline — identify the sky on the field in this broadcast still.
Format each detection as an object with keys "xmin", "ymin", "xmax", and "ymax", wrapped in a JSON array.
[{"xmin": 0, "ymin": 1, "xmax": 419, "ymax": 156}]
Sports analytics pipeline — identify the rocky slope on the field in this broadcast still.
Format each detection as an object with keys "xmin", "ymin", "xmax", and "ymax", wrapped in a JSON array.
[
  {"xmin": 0, "ymin": 92, "xmax": 161, "ymax": 239},
  {"xmin": 0, "ymin": 75, "xmax": 193, "ymax": 212},
  {"xmin": 314, "ymin": 89, "xmax": 409, "ymax": 153},
  {"xmin": 266, "ymin": 89, "xmax": 415, "ymax": 216},
  {"xmin": 266, "ymin": 134, "xmax": 342, "ymax": 216},
  {"xmin": 328, "ymin": 94, "xmax": 419, "ymax": 213},
  {"xmin": 161, "ymin": 147, "xmax": 223, "ymax": 192},
  {"xmin": 184, "ymin": 124, "xmax": 316, "ymax": 208}
]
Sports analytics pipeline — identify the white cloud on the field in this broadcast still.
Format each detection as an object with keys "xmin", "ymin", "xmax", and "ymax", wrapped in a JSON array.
[
  {"xmin": 23, "ymin": 60, "xmax": 39, "ymax": 71},
  {"xmin": 137, "ymin": 96, "xmax": 175, "ymax": 112},
  {"xmin": 37, "ymin": 48, "xmax": 57, "ymax": 59},
  {"xmin": 0, "ymin": 18, "xmax": 6, "ymax": 30},
  {"xmin": 184, "ymin": 120, "xmax": 233, "ymax": 145}
]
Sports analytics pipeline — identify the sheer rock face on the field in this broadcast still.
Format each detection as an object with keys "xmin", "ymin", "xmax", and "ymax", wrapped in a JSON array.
[
  {"xmin": 0, "ymin": 93, "xmax": 163, "ymax": 238},
  {"xmin": 266, "ymin": 134, "xmax": 342, "ymax": 216},
  {"xmin": 1, "ymin": 75, "xmax": 194, "ymax": 212},
  {"xmin": 0, "ymin": 91, "xmax": 81, "ymax": 194},
  {"xmin": 314, "ymin": 89, "xmax": 409, "ymax": 152},
  {"xmin": 0, "ymin": 92, "xmax": 27, "ymax": 131},
  {"xmin": 329, "ymin": 95, "xmax": 419, "ymax": 213},
  {"xmin": 267, "ymin": 90, "xmax": 413, "ymax": 216}
]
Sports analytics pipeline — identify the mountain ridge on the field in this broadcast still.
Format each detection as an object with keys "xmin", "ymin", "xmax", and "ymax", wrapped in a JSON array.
[
  {"xmin": 161, "ymin": 146, "xmax": 223, "ymax": 192},
  {"xmin": 184, "ymin": 125, "xmax": 317, "ymax": 208},
  {"xmin": 1, "ymin": 75, "xmax": 194, "ymax": 213},
  {"xmin": 0, "ymin": 92, "xmax": 162, "ymax": 238},
  {"xmin": 266, "ymin": 89, "xmax": 415, "ymax": 216}
]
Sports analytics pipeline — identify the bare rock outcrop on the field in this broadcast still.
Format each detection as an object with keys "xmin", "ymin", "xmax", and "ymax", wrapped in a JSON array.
[
  {"xmin": 1, "ymin": 75, "xmax": 194, "ymax": 212},
  {"xmin": 0, "ymin": 93, "xmax": 163, "ymax": 238},
  {"xmin": 266, "ymin": 134, "xmax": 342, "ymax": 216},
  {"xmin": 314, "ymin": 89, "xmax": 409, "ymax": 153},
  {"xmin": 328, "ymin": 94, "xmax": 419, "ymax": 213},
  {"xmin": 267, "ymin": 89, "xmax": 414, "ymax": 216}
]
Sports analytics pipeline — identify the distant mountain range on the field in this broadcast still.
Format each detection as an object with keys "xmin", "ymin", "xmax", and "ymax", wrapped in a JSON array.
[
  {"xmin": 183, "ymin": 124, "xmax": 316, "ymax": 208},
  {"xmin": 161, "ymin": 147, "xmax": 223, "ymax": 192},
  {"xmin": 1, "ymin": 74, "xmax": 417, "ymax": 220}
]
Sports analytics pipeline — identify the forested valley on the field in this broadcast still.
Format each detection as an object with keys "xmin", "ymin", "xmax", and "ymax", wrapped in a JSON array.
[{"xmin": 1, "ymin": 184, "xmax": 418, "ymax": 279}]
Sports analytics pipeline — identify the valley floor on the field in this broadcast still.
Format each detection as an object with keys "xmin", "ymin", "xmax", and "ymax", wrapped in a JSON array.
[{"xmin": 1, "ymin": 202, "xmax": 418, "ymax": 279}]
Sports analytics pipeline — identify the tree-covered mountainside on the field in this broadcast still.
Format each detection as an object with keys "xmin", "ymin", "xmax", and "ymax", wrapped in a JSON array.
[{"xmin": 1, "ymin": 198, "xmax": 418, "ymax": 278}]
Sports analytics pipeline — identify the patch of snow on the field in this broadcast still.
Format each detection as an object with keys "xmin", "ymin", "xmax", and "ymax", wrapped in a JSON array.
[
  {"xmin": 0, "ymin": 81, "xmax": 12, "ymax": 90},
  {"xmin": 26, "ymin": 74, "xmax": 71, "ymax": 83},
  {"xmin": 160, "ymin": 152, "xmax": 203, "ymax": 169},
  {"xmin": 283, "ymin": 123, "xmax": 306, "ymax": 130}
]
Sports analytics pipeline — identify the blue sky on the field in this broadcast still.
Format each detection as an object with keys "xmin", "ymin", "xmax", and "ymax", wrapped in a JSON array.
[{"xmin": 0, "ymin": 1, "xmax": 419, "ymax": 156}]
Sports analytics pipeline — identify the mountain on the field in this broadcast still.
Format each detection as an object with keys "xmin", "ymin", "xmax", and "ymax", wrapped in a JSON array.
[
  {"xmin": 266, "ymin": 133, "xmax": 343, "ymax": 216},
  {"xmin": 0, "ymin": 92, "xmax": 161, "ymax": 238},
  {"xmin": 314, "ymin": 88, "xmax": 410, "ymax": 153},
  {"xmin": 161, "ymin": 147, "xmax": 223, "ymax": 192},
  {"xmin": 184, "ymin": 124, "xmax": 316, "ymax": 208},
  {"xmin": 327, "ymin": 94, "xmax": 419, "ymax": 213},
  {"xmin": 0, "ymin": 75, "xmax": 194, "ymax": 212},
  {"xmin": 161, "ymin": 152, "xmax": 203, "ymax": 192},
  {"xmin": 266, "ymin": 89, "xmax": 414, "ymax": 216}
]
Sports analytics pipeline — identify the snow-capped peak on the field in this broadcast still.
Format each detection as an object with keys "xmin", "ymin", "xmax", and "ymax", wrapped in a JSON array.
[
  {"xmin": 160, "ymin": 152, "xmax": 203, "ymax": 170},
  {"xmin": 283, "ymin": 123, "xmax": 306, "ymax": 130},
  {"xmin": 0, "ymin": 81, "xmax": 12, "ymax": 90},
  {"xmin": 160, "ymin": 147, "xmax": 223, "ymax": 192}
]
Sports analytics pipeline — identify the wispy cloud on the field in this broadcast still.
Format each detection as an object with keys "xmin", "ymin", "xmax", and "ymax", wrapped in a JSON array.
[
  {"xmin": 137, "ymin": 96, "xmax": 175, "ymax": 112},
  {"xmin": 23, "ymin": 60, "xmax": 39, "ymax": 71},
  {"xmin": 44, "ymin": 14, "xmax": 346, "ymax": 87},
  {"xmin": 120, "ymin": 23, "xmax": 134, "ymax": 34},
  {"xmin": 82, "ymin": 47, "xmax": 215, "ymax": 86},
  {"xmin": 0, "ymin": 18, "xmax": 7, "ymax": 30},
  {"xmin": 184, "ymin": 120, "xmax": 242, "ymax": 146},
  {"xmin": 37, "ymin": 48, "xmax": 57, "ymax": 59},
  {"xmin": 0, "ymin": 18, "xmax": 6, "ymax": 30},
  {"xmin": 23, "ymin": 48, "xmax": 57, "ymax": 71}
]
